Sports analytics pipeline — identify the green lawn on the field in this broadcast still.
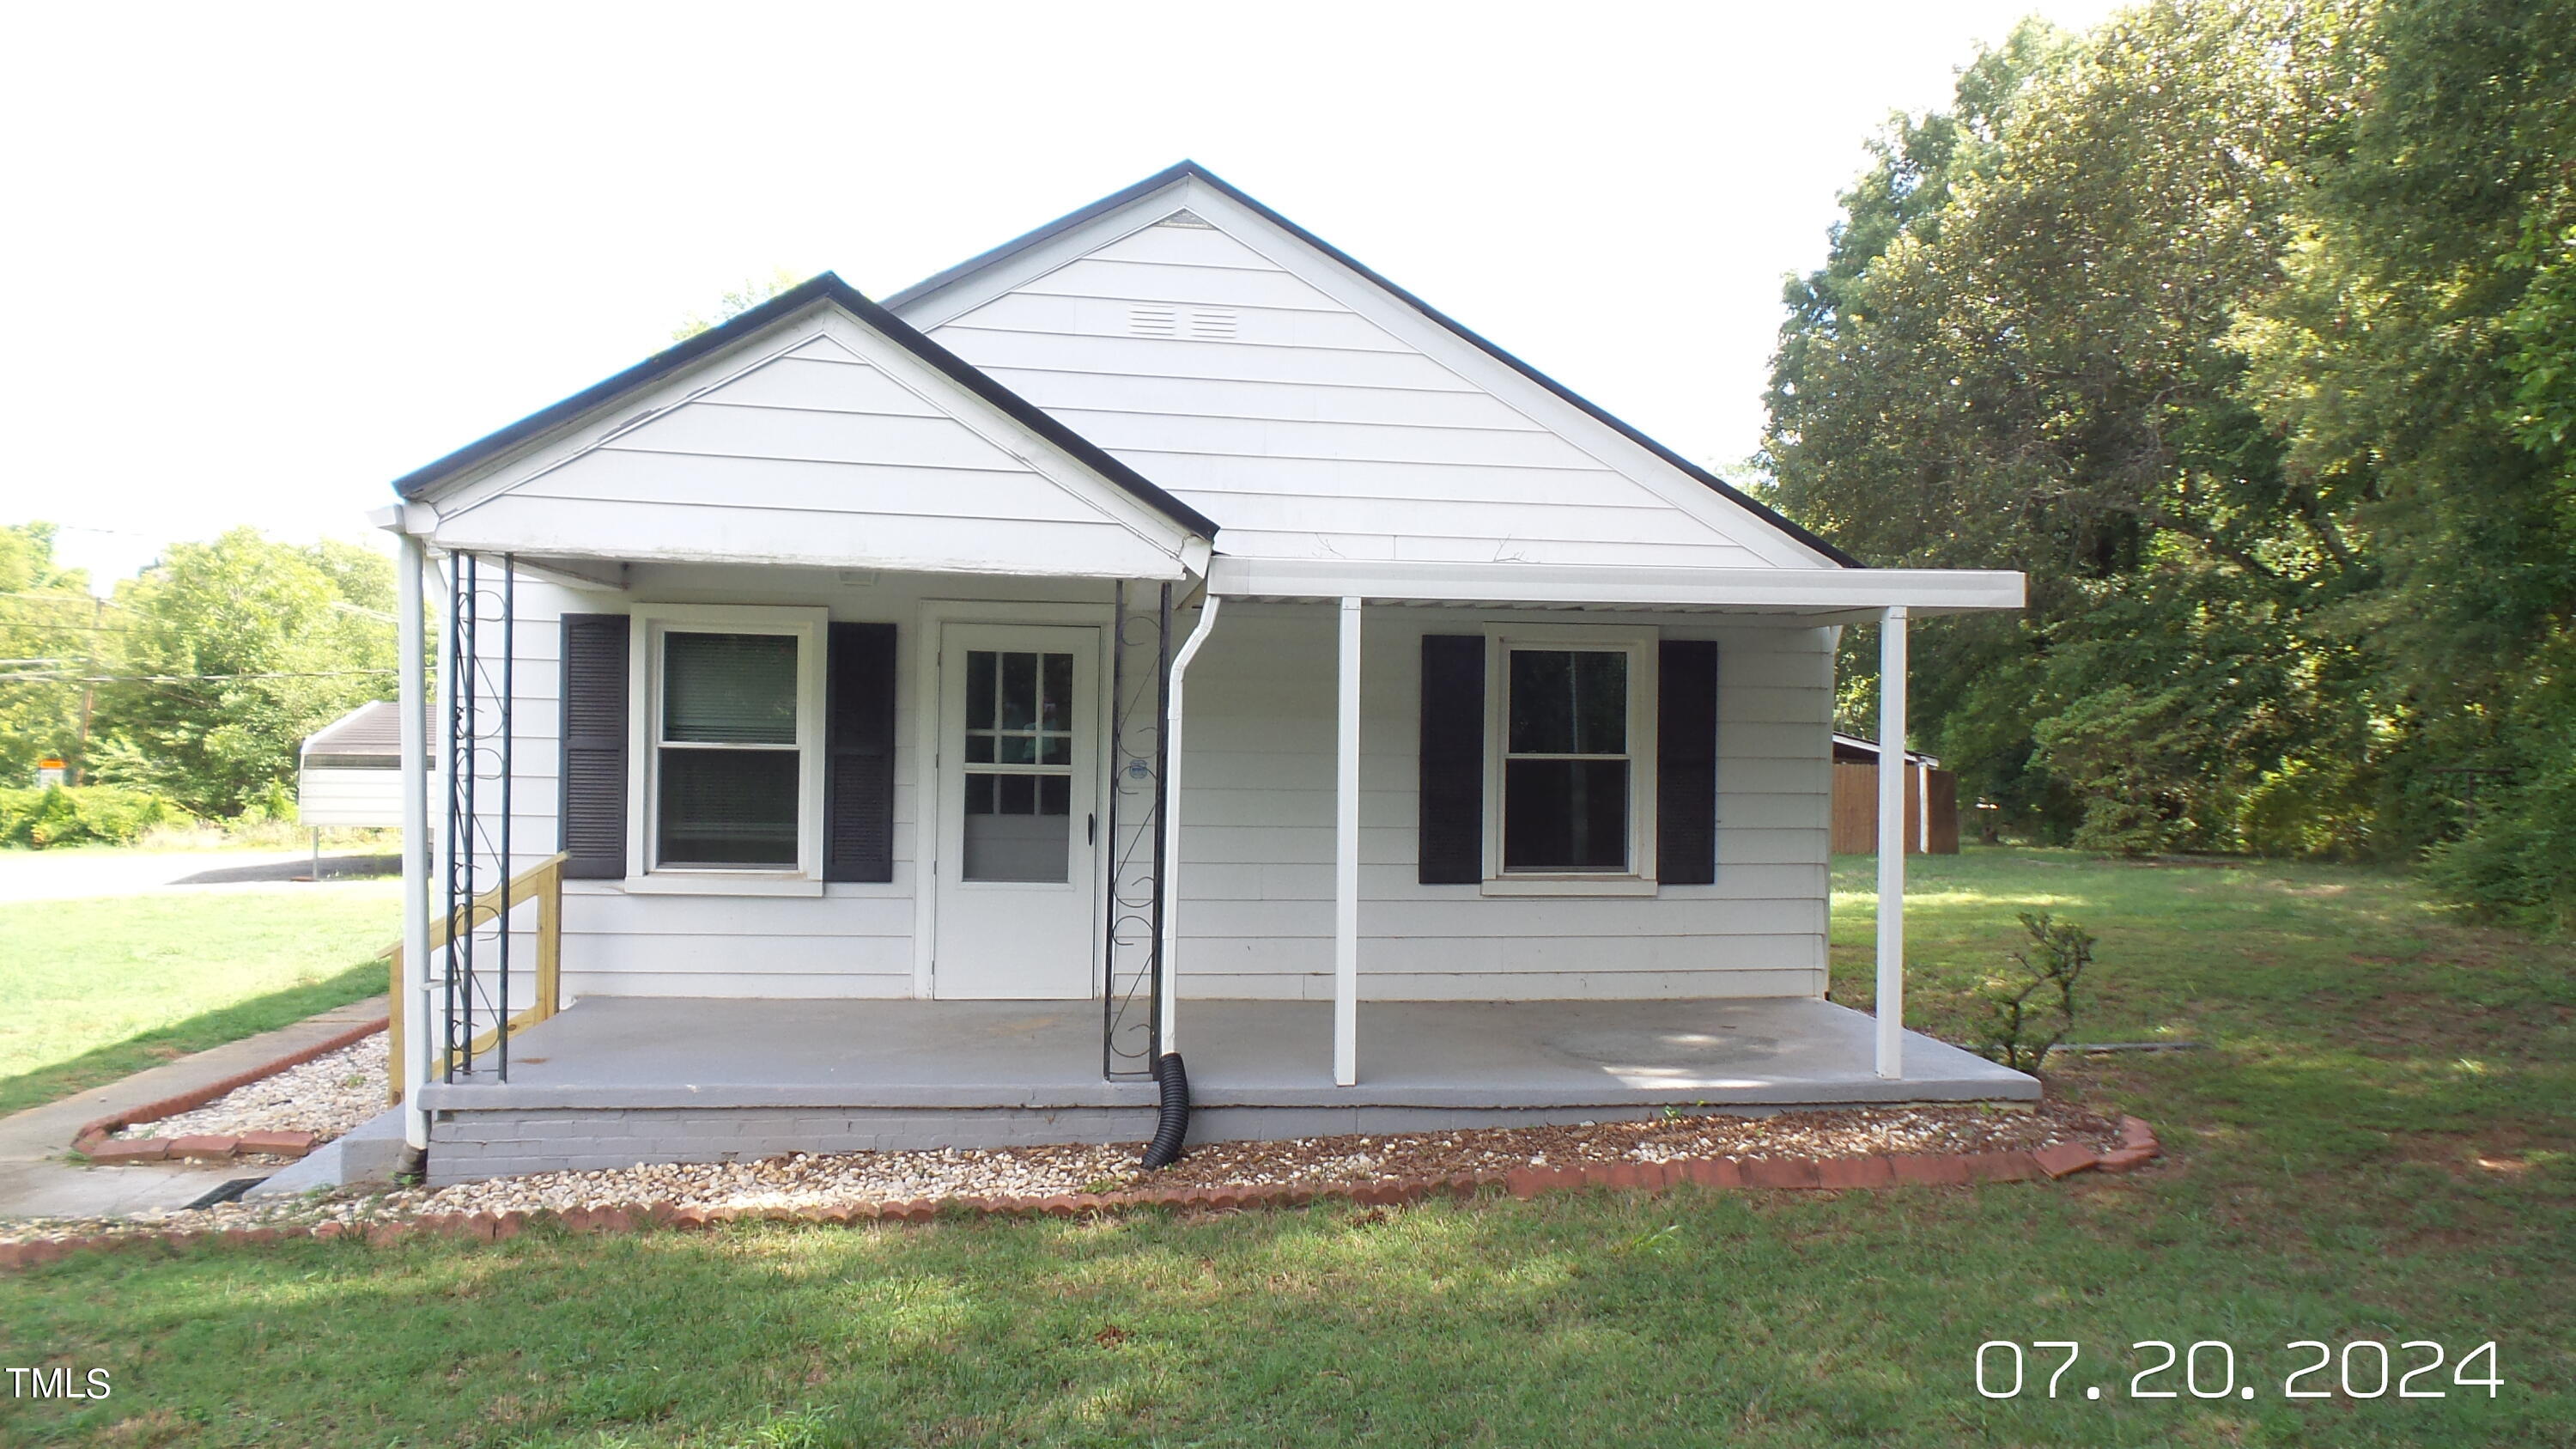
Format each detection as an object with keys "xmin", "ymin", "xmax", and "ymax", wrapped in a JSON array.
[
  {"xmin": 3, "ymin": 849, "xmax": 2570, "ymax": 1446},
  {"xmin": 0, "ymin": 883, "xmax": 398, "ymax": 1117}
]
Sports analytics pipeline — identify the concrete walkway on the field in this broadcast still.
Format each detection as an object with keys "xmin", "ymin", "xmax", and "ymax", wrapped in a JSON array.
[
  {"xmin": 0, "ymin": 848, "xmax": 397, "ymax": 903},
  {"xmin": 0, "ymin": 996, "xmax": 389, "ymax": 1219}
]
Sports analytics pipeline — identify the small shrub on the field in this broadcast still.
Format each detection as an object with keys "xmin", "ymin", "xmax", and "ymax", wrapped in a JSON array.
[
  {"xmin": 1974, "ymin": 911, "xmax": 2096, "ymax": 1075},
  {"xmin": 0, "ymin": 784, "xmax": 189, "ymax": 849}
]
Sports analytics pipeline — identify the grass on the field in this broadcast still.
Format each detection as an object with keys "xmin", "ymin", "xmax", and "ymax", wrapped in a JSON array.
[
  {"xmin": 3, "ymin": 848, "xmax": 2571, "ymax": 1446},
  {"xmin": 0, "ymin": 883, "xmax": 398, "ymax": 1117}
]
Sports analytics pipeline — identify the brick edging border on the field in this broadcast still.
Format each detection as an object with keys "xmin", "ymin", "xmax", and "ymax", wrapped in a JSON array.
[
  {"xmin": 68, "ymin": 1017, "xmax": 389, "ymax": 1166},
  {"xmin": 4, "ymin": 1117, "xmax": 2162, "ymax": 1269}
]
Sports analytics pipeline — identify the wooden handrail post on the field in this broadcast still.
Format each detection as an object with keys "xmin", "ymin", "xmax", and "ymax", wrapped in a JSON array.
[
  {"xmin": 386, "ymin": 945, "xmax": 406, "ymax": 1105},
  {"xmin": 535, "ymin": 855, "xmax": 562, "ymax": 1021}
]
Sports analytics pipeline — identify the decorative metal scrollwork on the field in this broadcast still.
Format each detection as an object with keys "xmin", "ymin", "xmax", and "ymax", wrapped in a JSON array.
[
  {"xmin": 440, "ymin": 551, "xmax": 517, "ymax": 1081},
  {"xmin": 1100, "ymin": 581, "xmax": 1170, "ymax": 1079}
]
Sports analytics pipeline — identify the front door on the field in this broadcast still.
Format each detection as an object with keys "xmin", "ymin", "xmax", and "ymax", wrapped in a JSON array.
[{"xmin": 932, "ymin": 624, "xmax": 1102, "ymax": 998}]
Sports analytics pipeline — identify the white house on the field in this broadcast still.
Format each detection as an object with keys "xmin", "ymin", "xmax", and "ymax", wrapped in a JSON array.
[{"xmin": 374, "ymin": 163, "xmax": 2029, "ymax": 1184}]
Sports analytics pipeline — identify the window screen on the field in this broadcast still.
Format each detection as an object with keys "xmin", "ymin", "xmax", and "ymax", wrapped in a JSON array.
[
  {"xmin": 1502, "ymin": 648, "xmax": 1631, "ymax": 871},
  {"xmin": 655, "ymin": 630, "xmax": 799, "ymax": 868}
]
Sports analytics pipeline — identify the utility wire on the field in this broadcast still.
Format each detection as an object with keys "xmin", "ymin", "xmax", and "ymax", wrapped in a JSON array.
[
  {"xmin": 0, "ymin": 590, "xmax": 132, "ymax": 608},
  {"xmin": 0, "ymin": 668, "xmax": 397, "ymax": 684}
]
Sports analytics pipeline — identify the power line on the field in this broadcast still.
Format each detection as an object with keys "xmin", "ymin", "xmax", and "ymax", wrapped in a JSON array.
[
  {"xmin": 0, "ymin": 589, "xmax": 131, "ymax": 607},
  {"xmin": 0, "ymin": 668, "xmax": 397, "ymax": 684}
]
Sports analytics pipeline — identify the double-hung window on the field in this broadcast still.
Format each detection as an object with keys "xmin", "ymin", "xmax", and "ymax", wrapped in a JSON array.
[
  {"xmin": 627, "ymin": 604, "xmax": 826, "ymax": 888},
  {"xmin": 1484, "ymin": 627, "xmax": 1656, "ymax": 892}
]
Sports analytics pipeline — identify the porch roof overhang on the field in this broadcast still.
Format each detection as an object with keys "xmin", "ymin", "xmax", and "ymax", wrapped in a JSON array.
[{"xmin": 1205, "ymin": 555, "xmax": 2024, "ymax": 619}]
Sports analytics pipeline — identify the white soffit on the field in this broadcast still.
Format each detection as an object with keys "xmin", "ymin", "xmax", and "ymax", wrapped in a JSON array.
[{"xmin": 1206, "ymin": 556, "xmax": 2027, "ymax": 614}]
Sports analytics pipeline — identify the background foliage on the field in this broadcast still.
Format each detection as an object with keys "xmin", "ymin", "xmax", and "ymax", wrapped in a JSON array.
[
  {"xmin": 1765, "ymin": 0, "xmax": 2576, "ymax": 925},
  {"xmin": 0, "ymin": 526, "xmax": 400, "ymax": 827}
]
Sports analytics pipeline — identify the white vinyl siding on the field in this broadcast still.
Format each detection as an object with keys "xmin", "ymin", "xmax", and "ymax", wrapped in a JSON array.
[
  {"xmin": 453, "ymin": 575, "xmax": 1831, "ymax": 1004},
  {"xmin": 922, "ymin": 219, "xmax": 1786, "ymax": 571},
  {"xmin": 427, "ymin": 323, "xmax": 1197, "ymax": 581},
  {"xmin": 1162, "ymin": 605, "xmax": 1829, "ymax": 999}
]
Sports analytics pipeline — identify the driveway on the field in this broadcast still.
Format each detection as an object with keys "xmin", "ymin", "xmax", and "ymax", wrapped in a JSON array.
[{"xmin": 0, "ymin": 849, "xmax": 401, "ymax": 904}]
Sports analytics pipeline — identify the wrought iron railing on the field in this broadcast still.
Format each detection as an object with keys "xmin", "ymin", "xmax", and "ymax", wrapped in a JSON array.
[{"xmin": 1101, "ymin": 581, "xmax": 1171, "ymax": 1079}]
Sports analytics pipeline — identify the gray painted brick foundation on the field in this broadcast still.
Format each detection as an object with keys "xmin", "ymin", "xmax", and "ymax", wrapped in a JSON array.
[{"xmin": 417, "ymin": 995, "xmax": 2038, "ymax": 1184}]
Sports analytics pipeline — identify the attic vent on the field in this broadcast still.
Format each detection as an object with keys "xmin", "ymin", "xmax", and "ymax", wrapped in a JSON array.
[
  {"xmin": 1156, "ymin": 209, "xmax": 1216, "ymax": 228},
  {"xmin": 1127, "ymin": 305, "xmax": 1239, "ymax": 340}
]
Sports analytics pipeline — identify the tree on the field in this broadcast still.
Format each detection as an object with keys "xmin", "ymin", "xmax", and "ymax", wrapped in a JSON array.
[
  {"xmin": 1768, "ymin": 1, "xmax": 2375, "ymax": 853},
  {"xmin": 671, "ymin": 266, "xmax": 807, "ymax": 341},
  {"xmin": 85, "ymin": 529, "xmax": 398, "ymax": 816},
  {"xmin": 2236, "ymin": 0, "xmax": 2576, "ymax": 916},
  {"xmin": 1765, "ymin": 0, "xmax": 2576, "ymax": 925},
  {"xmin": 0, "ymin": 523, "xmax": 100, "ymax": 784}
]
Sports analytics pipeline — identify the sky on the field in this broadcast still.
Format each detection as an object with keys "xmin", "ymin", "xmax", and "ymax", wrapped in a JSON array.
[{"xmin": 0, "ymin": 0, "xmax": 2126, "ymax": 593}]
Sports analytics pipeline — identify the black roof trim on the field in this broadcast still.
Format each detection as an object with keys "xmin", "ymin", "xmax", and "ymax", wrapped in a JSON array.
[
  {"xmin": 388, "ymin": 272, "xmax": 1221, "ymax": 540},
  {"xmin": 884, "ymin": 161, "xmax": 1863, "ymax": 569}
]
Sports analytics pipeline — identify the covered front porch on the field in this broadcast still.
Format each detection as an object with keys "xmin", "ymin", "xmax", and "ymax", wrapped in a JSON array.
[{"xmin": 414, "ymin": 995, "xmax": 2036, "ymax": 1184}]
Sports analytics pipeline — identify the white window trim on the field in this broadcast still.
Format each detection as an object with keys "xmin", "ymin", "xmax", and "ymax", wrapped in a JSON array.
[
  {"xmin": 620, "ymin": 602, "xmax": 829, "ymax": 897},
  {"xmin": 1480, "ymin": 624, "xmax": 1659, "ymax": 898}
]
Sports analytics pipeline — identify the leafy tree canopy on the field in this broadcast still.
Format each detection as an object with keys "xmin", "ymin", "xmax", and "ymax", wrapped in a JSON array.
[
  {"xmin": 83, "ymin": 529, "xmax": 398, "ymax": 818},
  {"xmin": 1766, "ymin": 0, "xmax": 2576, "ymax": 926}
]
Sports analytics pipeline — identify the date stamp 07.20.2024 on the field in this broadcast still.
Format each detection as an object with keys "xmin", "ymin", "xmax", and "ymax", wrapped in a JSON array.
[{"xmin": 1975, "ymin": 1339, "xmax": 2501, "ymax": 1403}]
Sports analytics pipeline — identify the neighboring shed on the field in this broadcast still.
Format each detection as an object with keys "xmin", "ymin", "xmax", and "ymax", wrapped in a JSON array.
[
  {"xmin": 296, "ymin": 701, "xmax": 409, "ymax": 828},
  {"xmin": 1830, "ymin": 734, "xmax": 1958, "ymax": 855}
]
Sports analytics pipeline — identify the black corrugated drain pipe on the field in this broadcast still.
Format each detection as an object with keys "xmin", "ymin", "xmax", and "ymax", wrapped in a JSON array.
[{"xmin": 1140, "ymin": 1051, "xmax": 1190, "ymax": 1168}]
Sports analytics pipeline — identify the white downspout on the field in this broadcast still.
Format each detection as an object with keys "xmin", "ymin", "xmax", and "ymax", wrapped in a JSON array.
[
  {"xmin": 1155, "ymin": 593, "xmax": 1223, "ymax": 1058},
  {"xmin": 1874, "ymin": 606, "xmax": 1909, "ymax": 1080},
  {"xmin": 394, "ymin": 527, "xmax": 434, "ymax": 1149}
]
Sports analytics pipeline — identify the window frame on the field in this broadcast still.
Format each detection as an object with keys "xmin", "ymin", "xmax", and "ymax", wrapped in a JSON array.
[
  {"xmin": 621, "ymin": 602, "xmax": 829, "ymax": 895},
  {"xmin": 1479, "ymin": 624, "xmax": 1658, "ymax": 897}
]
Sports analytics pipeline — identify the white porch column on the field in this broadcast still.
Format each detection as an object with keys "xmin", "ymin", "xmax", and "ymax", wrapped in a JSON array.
[
  {"xmin": 395, "ymin": 529, "xmax": 434, "ymax": 1148},
  {"xmin": 1874, "ymin": 606, "xmax": 1908, "ymax": 1080},
  {"xmin": 1334, "ymin": 597, "xmax": 1362, "ymax": 1087}
]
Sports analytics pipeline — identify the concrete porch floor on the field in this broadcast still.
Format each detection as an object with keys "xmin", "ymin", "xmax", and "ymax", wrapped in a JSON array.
[{"xmin": 418, "ymin": 995, "xmax": 2036, "ymax": 1113}]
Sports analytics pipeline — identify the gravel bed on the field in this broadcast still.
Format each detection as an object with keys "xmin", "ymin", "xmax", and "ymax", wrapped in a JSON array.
[
  {"xmin": 9, "ymin": 1103, "xmax": 2122, "ymax": 1247},
  {"xmin": 113, "ymin": 1036, "xmax": 388, "ymax": 1144}
]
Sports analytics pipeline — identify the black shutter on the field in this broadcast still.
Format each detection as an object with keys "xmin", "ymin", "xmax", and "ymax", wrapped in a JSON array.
[
  {"xmin": 1418, "ymin": 634, "xmax": 1485, "ymax": 884},
  {"xmin": 1657, "ymin": 638, "xmax": 1718, "ymax": 885},
  {"xmin": 558, "ymin": 613, "xmax": 630, "ymax": 880},
  {"xmin": 824, "ymin": 622, "xmax": 898, "ymax": 883}
]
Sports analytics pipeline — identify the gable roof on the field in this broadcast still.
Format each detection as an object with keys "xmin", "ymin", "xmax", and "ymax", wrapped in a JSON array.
[
  {"xmin": 390, "ymin": 272, "xmax": 1219, "ymax": 539},
  {"xmin": 885, "ymin": 162, "xmax": 1862, "ymax": 569}
]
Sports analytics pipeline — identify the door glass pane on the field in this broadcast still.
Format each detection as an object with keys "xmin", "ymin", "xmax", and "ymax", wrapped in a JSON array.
[
  {"xmin": 1000, "ymin": 652, "xmax": 1036, "ymax": 729},
  {"xmin": 1507, "ymin": 649, "xmax": 1625, "ymax": 755},
  {"xmin": 966, "ymin": 650, "xmax": 996, "ymax": 730},
  {"xmin": 664, "ymin": 632, "xmax": 797, "ymax": 745},
  {"xmin": 958, "ymin": 644, "xmax": 1078, "ymax": 883},
  {"xmin": 658, "ymin": 749, "xmax": 799, "ymax": 867},
  {"xmin": 1042, "ymin": 653, "xmax": 1072, "ymax": 730},
  {"xmin": 963, "ymin": 772, "xmax": 1070, "ymax": 881},
  {"xmin": 1503, "ymin": 758, "xmax": 1629, "ymax": 870}
]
